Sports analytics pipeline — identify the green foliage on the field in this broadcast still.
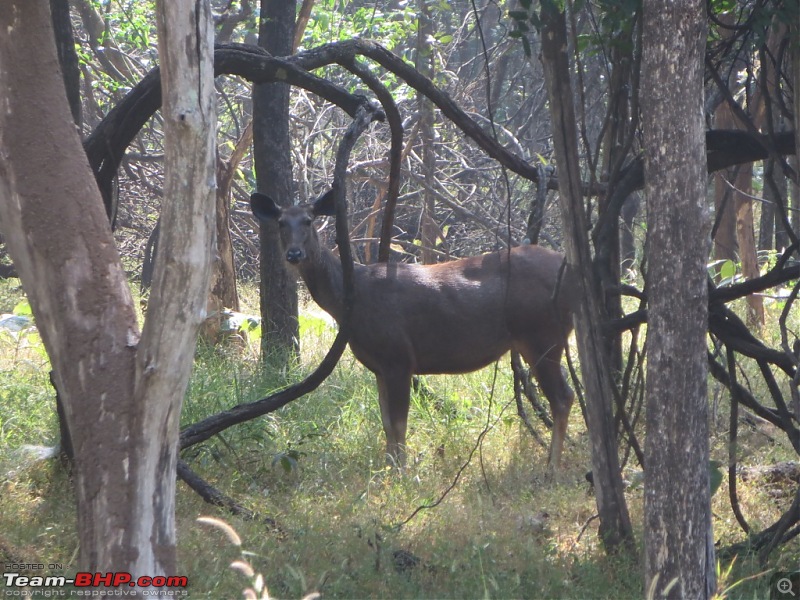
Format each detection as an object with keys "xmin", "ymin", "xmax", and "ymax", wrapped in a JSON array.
[
  {"xmin": 509, "ymin": 0, "xmax": 641, "ymax": 58},
  {"xmin": 709, "ymin": 459, "xmax": 724, "ymax": 497},
  {"xmin": 301, "ymin": 0, "xmax": 417, "ymax": 52}
]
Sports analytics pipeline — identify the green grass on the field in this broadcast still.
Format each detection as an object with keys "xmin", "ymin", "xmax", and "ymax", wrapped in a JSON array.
[{"xmin": 1, "ymin": 282, "xmax": 799, "ymax": 598}]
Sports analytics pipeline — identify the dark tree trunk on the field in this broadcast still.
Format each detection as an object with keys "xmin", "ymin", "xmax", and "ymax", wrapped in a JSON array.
[
  {"xmin": 253, "ymin": 0, "xmax": 299, "ymax": 361},
  {"xmin": 49, "ymin": 0, "xmax": 81, "ymax": 127},
  {"xmin": 598, "ymin": 39, "xmax": 635, "ymax": 373},
  {"xmin": 642, "ymin": 0, "xmax": 716, "ymax": 596},
  {"xmin": 539, "ymin": 2, "xmax": 634, "ymax": 553}
]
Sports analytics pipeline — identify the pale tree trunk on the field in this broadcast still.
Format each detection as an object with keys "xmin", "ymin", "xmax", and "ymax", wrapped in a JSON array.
[
  {"xmin": 712, "ymin": 18, "xmax": 764, "ymax": 327},
  {"xmin": 711, "ymin": 13, "xmax": 738, "ymax": 268},
  {"xmin": 0, "ymin": 0, "xmax": 215, "ymax": 579},
  {"xmin": 733, "ymin": 167, "xmax": 764, "ymax": 328},
  {"xmin": 253, "ymin": 0, "xmax": 299, "ymax": 361},
  {"xmin": 539, "ymin": 3, "xmax": 634, "ymax": 552},
  {"xmin": 201, "ymin": 123, "xmax": 249, "ymax": 342},
  {"xmin": 136, "ymin": 0, "xmax": 215, "ymax": 576},
  {"xmin": 642, "ymin": 1, "xmax": 716, "ymax": 597},
  {"xmin": 294, "ymin": 0, "xmax": 315, "ymax": 53}
]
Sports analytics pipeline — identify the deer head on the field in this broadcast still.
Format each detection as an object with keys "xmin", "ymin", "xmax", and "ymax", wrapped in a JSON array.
[{"xmin": 250, "ymin": 190, "xmax": 335, "ymax": 265}]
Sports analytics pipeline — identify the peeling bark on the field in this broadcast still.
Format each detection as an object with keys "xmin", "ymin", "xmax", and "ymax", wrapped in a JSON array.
[{"xmin": 0, "ymin": 0, "xmax": 214, "ymax": 579}]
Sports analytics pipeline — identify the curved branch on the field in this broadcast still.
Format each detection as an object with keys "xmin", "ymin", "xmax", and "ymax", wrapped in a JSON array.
[
  {"xmin": 291, "ymin": 39, "xmax": 550, "ymax": 186},
  {"xmin": 335, "ymin": 57, "xmax": 403, "ymax": 263},
  {"xmin": 84, "ymin": 44, "xmax": 382, "ymax": 217}
]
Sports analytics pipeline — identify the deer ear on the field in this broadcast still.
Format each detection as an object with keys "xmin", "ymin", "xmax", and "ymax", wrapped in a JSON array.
[
  {"xmin": 312, "ymin": 189, "xmax": 337, "ymax": 217},
  {"xmin": 250, "ymin": 192, "xmax": 281, "ymax": 221}
]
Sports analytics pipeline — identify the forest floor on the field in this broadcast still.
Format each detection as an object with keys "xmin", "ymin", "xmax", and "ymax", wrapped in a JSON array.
[{"xmin": 1, "ymin": 277, "xmax": 799, "ymax": 598}]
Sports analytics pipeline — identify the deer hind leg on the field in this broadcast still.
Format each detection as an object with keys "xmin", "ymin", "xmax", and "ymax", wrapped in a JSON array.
[
  {"xmin": 518, "ymin": 344, "xmax": 575, "ymax": 470},
  {"xmin": 534, "ymin": 356, "xmax": 574, "ymax": 469},
  {"xmin": 376, "ymin": 369, "xmax": 412, "ymax": 468}
]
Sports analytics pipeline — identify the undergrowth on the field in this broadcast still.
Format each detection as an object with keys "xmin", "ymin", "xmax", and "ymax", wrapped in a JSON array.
[{"xmin": 0, "ymin": 281, "xmax": 798, "ymax": 598}]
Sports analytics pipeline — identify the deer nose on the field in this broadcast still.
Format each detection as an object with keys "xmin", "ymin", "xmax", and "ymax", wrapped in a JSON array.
[{"xmin": 286, "ymin": 248, "xmax": 304, "ymax": 264}]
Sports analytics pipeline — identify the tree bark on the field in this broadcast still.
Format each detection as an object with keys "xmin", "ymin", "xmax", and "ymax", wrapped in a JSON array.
[
  {"xmin": 201, "ymin": 124, "xmax": 250, "ymax": 342},
  {"xmin": 793, "ymin": 24, "xmax": 800, "ymax": 236},
  {"xmin": 714, "ymin": 98, "xmax": 763, "ymax": 327},
  {"xmin": 49, "ymin": 0, "xmax": 82, "ymax": 467},
  {"xmin": 253, "ymin": 0, "xmax": 299, "ymax": 361},
  {"xmin": 0, "ymin": 0, "xmax": 140, "ymax": 572},
  {"xmin": 642, "ymin": 1, "xmax": 716, "ymax": 597},
  {"xmin": 294, "ymin": 0, "xmax": 315, "ymax": 53},
  {"xmin": 126, "ymin": 0, "xmax": 215, "ymax": 576},
  {"xmin": 0, "ymin": 0, "xmax": 215, "ymax": 578},
  {"xmin": 539, "ymin": 1, "xmax": 634, "ymax": 553},
  {"xmin": 49, "ymin": 0, "xmax": 81, "ymax": 127}
]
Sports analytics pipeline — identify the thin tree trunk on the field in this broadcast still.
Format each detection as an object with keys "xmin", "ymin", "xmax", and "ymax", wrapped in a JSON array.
[
  {"xmin": 294, "ymin": 0, "xmax": 315, "ymax": 53},
  {"xmin": 539, "ymin": 2, "xmax": 634, "ymax": 553},
  {"xmin": 715, "ymin": 100, "xmax": 764, "ymax": 327},
  {"xmin": 642, "ymin": 0, "xmax": 716, "ymax": 597},
  {"xmin": 793, "ymin": 24, "xmax": 800, "ymax": 232},
  {"xmin": 712, "ymin": 13, "xmax": 739, "ymax": 267},
  {"xmin": 733, "ymin": 168, "xmax": 765, "ymax": 328},
  {"xmin": 253, "ymin": 0, "xmax": 299, "ymax": 361},
  {"xmin": 50, "ymin": 0, "xmax": 81, "ymax": 127},
  {"xmin": 202, "ymin": 123, "xmax": 250, "ymax": 342}
]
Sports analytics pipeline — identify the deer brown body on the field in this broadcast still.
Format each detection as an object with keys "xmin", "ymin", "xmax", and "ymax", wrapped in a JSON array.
[{"xmin": 251, "ymin": 190, "xmax": 575, "ymax": 468}]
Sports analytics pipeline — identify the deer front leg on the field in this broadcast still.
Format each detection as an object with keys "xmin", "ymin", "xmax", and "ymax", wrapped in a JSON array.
[{"xmin": 376, "ymin": 369, "xmax": 412, "ymax": 468}]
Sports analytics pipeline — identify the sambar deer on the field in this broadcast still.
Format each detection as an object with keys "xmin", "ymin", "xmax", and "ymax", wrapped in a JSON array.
[{"xmin": 251, "ymin": 189, "xmax": 576, "ymax": 468}]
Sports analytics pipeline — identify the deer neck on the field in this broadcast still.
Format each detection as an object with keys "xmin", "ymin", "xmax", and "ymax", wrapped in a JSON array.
[{"xmin": 295, "ymin": 245, "xmax": 347, "ymax": 322}]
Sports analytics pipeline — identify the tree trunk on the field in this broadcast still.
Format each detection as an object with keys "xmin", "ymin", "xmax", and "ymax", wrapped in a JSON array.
[
  {"xmin": 793, "ymin": 24, "xmax": 800, "ymax": 235},
  {"xmin": 294, "ymin": 0, "xmax": 315, "ymax": 53},
  {"xmin": 201, "ymin": 124, "xmax": 250, "ymax": 342},
  {"xmin": 711, "ymin": 14, "xmax": 739, "ymax": 267},
  {"xmin": 131, "ymin": 0, "xmax": 215, "ymax": 575},
  {"xmin": 539, "ymin": 2, "xmax": 634, "ymax": 553},
  {"xmin": 0, "ymin": 0, "xmax": 140, "ymax": 571},
  {"xmin": 733, "ymin": 168, "xmax": 765, "ymax": 328},
  {"xmin": 253, "ymin": 0, "xmax": 299, "ymax": 361},
  {"xmin": 641, "ymin": 1, "xmax": 716, "ymax": 597},
  {"xmin": 49, "ymin": 0, "xmax": 82, "ymax": 467},
  {"xmin": 50, "ymin": 0, "xmax": 82, "ymax": 127},
  {"xmin": 714, "ymin": 101, "xmax": 764, "ymax": 327},
  {"xmin": 0, "ymin": 0, "xmax": 215, "ymax": 578},
  {"xmin": 598, "ymin": 39, "xmax": 634, "ymax": 373}
]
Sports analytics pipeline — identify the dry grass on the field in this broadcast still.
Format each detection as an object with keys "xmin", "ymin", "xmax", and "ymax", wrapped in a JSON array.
[{"xmin": 1, "ymin": 285, "xmax": 799, "ymax": 598}]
